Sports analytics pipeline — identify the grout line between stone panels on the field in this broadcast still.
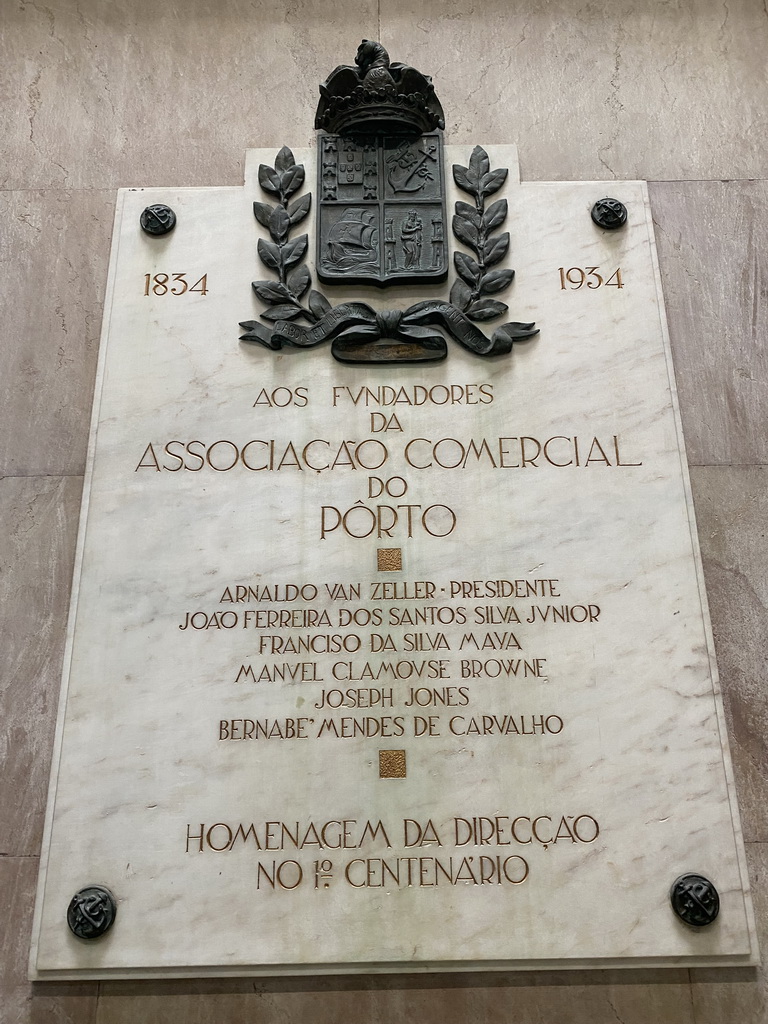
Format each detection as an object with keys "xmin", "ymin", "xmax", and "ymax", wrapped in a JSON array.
[
  {"xmin": 0, "ymin": 472, "xmax": 85, "ymax": 481},
  {"xmin": 0, "ymin": 185, "xmax": 238, "ymax": 193},
  {"xmin": 0, "ymin": 187, "xmax": 115, "ymax": 194},
  {"xmin": 648, "ymin": 178, "xmax": 768, "ymax": 186},
  {"xmin": 687, "ymin": 967, "xmax": 698, "ymax": 1024},
  {"xmin": 2, "ymin": 182, "xmax": 228, "ymax": 191}
]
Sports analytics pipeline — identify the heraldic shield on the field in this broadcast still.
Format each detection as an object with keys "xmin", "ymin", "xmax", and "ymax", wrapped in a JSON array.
[{"xmin": 317, "ymin": 132, "xmax": 447, "ymax": 287}]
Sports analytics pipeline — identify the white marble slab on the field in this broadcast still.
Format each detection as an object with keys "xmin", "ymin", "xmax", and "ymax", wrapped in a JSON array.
[{"xmin": 30, "ymin": 147, "xmax": 757, "ymax": 978}]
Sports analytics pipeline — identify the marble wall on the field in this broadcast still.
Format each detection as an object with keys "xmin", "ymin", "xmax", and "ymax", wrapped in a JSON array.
[{"xmin": 1, "ymin": 0, "xmax": 766, "ymax": 1019}]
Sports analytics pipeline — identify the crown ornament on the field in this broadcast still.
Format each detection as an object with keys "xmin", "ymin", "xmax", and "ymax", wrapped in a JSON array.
[{"xmin": 314, "ymin": 39, "xmax": 445, "ymax": 137}]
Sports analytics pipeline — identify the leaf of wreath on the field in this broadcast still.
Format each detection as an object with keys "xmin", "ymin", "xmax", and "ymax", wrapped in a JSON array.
[
  {"xmin": 450, "ymin": 279, "xmax": 472, "ymax": 310},
  {"xmin": 482, "ymin": 232, "xmax": 510, "ymax": 266},
  {"xmin": 480, "ymin": 168, "xmax": 508, "ymax": 198},
  {"xmin": 309, "ymin": 290, "xmax": 332, "ymax": 318},
  {"xmin": 257, "ymin": 238, "xmax": 281, "ymax": 271},
  {"xmin": 468, "ymin": 146, "xmax": 490, "ymax": 183},
  {"xmin": 274, "ymin": 146, "xmax": 295, "ymax": 173},
  {"xmin": 288, "ymin": 194, "xmax": 311, "ymax": 225},
  {"xmin": 455, "ymin": 201, "xmax": 481, "ymax": 228},
  {"xmin": 258, "ymin": 164, "xmax": 281, "ymax": 195},
  {"xmin": 466, "ymin": 298, "xmax": 508, "ymax": 321},
  {"xmin": 282, "ymin": 234, "xmax": 308, "ymax": 268},
  {"xmin": 454, "ymin": 251, "xmax": 481, "ymax": 287},
  {"xmin": 281, "ymin": 165, "xmax": 305, "ymax": 199},
  {"xmin": 287, "ymin": 265, "xmax": 311, "ymax": 298},
  {"xmin": 252, "ymin": 280, "xmax": 289, "ymax": 303},
  {"xmin": 260, "ymin": 304, "xmax": 303, "ymax": 322},
  {"xmin": 253, "ymin": 202, "xmax": 274, "ymax": 229},
  {"xmin": 452, "ymin": 215, "xmax": 480, "ymax": 252},
  {"xmin": 452, "ymin": 164, "xmax": 478, "ymax": 198},
  {"xmin": 479, "ymin": 268, "xmax": 515, "ymax": 296},
  {"xmin": 482, "ymin": 198, "xmax": 508, "ymax": 232},
  {"xmin": 268, "ymin": 205, "xmax": 290, "ymax": 243}
]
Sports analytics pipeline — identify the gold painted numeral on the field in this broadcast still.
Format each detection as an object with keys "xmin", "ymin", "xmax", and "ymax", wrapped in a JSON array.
[
  {"xmin": 558, "ymin": 267, "xmax": 623, "ymax": 290},
  {"xmin": 143, "ymin": 273, "xmax": 208, "ymax": 296}
]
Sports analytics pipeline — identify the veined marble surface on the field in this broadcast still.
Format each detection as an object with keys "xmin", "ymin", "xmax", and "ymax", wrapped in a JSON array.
[{"xmin": 30, "ymin": 147, "xmax": 757, "ymax": 977}]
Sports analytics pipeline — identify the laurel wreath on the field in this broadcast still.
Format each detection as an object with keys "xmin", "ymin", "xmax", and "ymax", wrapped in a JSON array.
[
  {"xmin": 241, "ymin": 144, "xmax": 537, "ymax": 355},
  {"xmin": 249, "ymin": 146, "xmax": 331, "ymax": 325},
  {"xmin": 449, "ymin": 146, "xmax": 516, "ymax": 323}
]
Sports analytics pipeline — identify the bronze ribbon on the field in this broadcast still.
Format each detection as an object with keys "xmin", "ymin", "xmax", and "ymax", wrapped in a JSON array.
[{"xmin": 240, "ymin": 301, "xmax": 537, "ymax": 357}]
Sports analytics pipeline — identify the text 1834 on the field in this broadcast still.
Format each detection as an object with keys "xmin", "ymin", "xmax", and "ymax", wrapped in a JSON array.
[{"xmin": 143, "ymin": 273, "xmax": 208, "ymax": 296}]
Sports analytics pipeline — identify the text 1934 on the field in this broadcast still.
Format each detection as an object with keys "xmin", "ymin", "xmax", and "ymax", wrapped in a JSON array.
[{"xmin": 558, "ymin": 267, "xmax": 623, "ymax": 290}]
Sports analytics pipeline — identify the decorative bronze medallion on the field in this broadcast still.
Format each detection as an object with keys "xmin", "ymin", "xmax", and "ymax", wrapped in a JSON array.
[
  {"xmin": 140, "ymin": 204, "xmax": 177, "ymax": 236},
  {"xmin": 67, "ymin": 885, "xmax": 117, "ymax": 940},
  {"xmin": 591, "ymin": 197, "xmax": 628, "ymax": 230},
  {"xmin": 670, "ymin": 874, "xmax": 720, "ymax": 927}
]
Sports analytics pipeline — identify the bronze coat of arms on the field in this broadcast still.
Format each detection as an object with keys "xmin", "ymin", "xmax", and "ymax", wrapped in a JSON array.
[{"xmin": 240, "ymin": 40, "xmax": 538, "ymax": 363}]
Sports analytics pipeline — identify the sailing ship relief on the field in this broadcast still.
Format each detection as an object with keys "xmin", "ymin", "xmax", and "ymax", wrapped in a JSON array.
[{"xmin": 317, "ymin": 132, "xmax": 447, "ymax": 286}]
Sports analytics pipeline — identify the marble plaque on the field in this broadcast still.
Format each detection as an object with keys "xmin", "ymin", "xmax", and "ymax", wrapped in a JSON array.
[{"xmin": 30, "ymin": 148, "xmax": 758, "ymax": 978}]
